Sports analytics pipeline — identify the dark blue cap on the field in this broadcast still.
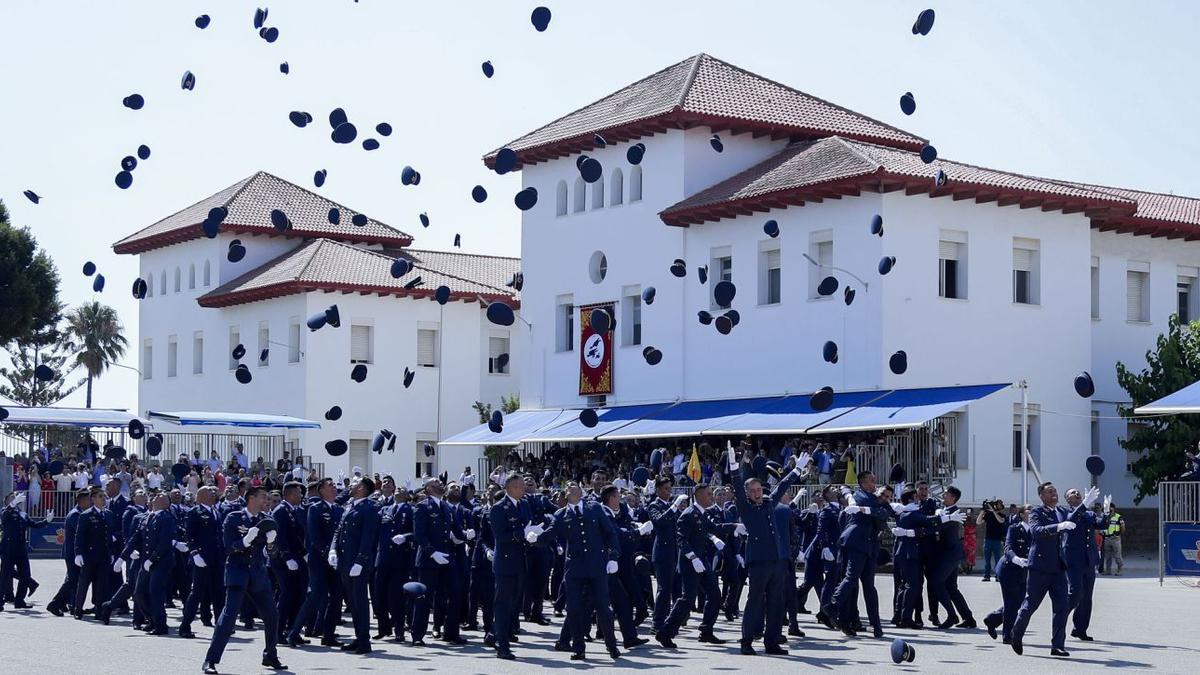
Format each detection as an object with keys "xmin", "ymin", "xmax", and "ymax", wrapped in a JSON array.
[
  {"xmin": 488, "ymin": 409, "xmax": 503, "ymax": 433},
  {"xmin": 259, "ymin": 348, "xmax": 269, "ymax": 362},
  {"xmin": 453, "ymin": 234, "xmax": 461, "ymax": 248},
  {"xmin": 23, "ymin": 190, "xmax": 40, "ymax": 204},
  {"xmin": 289, "ymin": 111, "xmax": 312, "ymax": 128},
  {"xmin": 419, "ymin": 213, "xmax": 430, "ymax": 227},
  {"xmin": 327, "ymin": 208, "xmax": 340, "ymax": 225},
  {"xmin": 642, "ymin": 346, "xmax": 663, "ymax": 366},
  {"xmin": 403, "ymin": 581, "xmax": 427, "ymax": 596},
  {"xmin": 594, "ymin": 133, "xmax": 607, "ymax": 147},
  {"xmin": 878, "ymin": 256, "xmax": 895, "ymax": 275},
  {"xmin": 487, "ymin": 301, "xmax": 516, "ymax": 326},
  {"xmin": 195, "ymin": 15, "xmax": 210, "ymax": 29},
  {"xmin": 515, "ymin": 187, "xmax": 538, "ymax": 211},
  {"xmin": 235, "ymin": 364, "xmax": 252, "ymax": 384},
  {"xmin": 627, "ymin": 142, "xmax": 645, "ymax": 165},
  {"xmin": 314, "ymin": 169, "xmax": 327, "ymax": 187},
  {"xmin": 260, "ymin": 26, "xmax": 279, "ymax": 43},
  {"xmin": 632, "ymin": 466, "xmax": 649, "ymax": 485},
  {"xmin": 325, "ymin": 439, "xmax": 348, "ymax": 456},
  {"xmin": 331, "ymin": 122, "xmax": 358, "ymax": 144},
  {"xmin": 697, "ymin": 265, "xmax": 708, "ymax": 284},
  {"xmin": 34, "ymin": 364, "xmax": 55, "ymax": 382},
  {"xmin": 271, "ymin": 209, "xmax": 291, "ymax": 232},
  {"xmin": 697, "ymin": 310, "xmax": 713, "ymax": 325},
  {"xmin": 713, "ymin": 280, "xmax": 736, "ymax": 307},
  {"xmin": 329, "ymin": 108, "xmax": 347, "ymax": 128},
  {"xmin": 390, "ymin": 258, "xmax": 411, "ymax": 279},
  {"xmin": 306, "ymin": 311, "xmax": 328, "ymax": 331},
  {"xmin": 132, "ymin": 278, "xmax": 148, "ymax": 299},
  {"xmin": 710, "ymin": 135, "xmax": 723, "ymax": 153},
  {"xmin": 714, "ymin": 315, "xmax": 733, "ymax": 335},
  {"xmin": 254, "ymin": 7, "xmax": 268, "ymax": 29},
  {"xmin": 227, "ymin": 241, "xmax": 246, "ymax": 263},
  {"xmin": 279, "ymin": 62, "xmax": 289, "ymax": 74},
  {"xmin": 115, "ymin": 171, "xmax": 133, "ymax": 190},
  {"xmin": 497, "ymin": 353, "xmax": 510, "ymax": 369},
  {"xmin": 1085, "ymin": 455, "xmax": 1105, "ymax": 477},
  {"xmin": 725, "ymin": 309, "xmax": 740, "ymax": 327},
  {"xmin": 435, "ymin": 285, "xmax": 451, "ymax": 305},
  {"xmin": 919, "ymin": 144, "xmax": 937, "ymax": 163},
  {"xmin": 912, "ymin": 9, "xmax": 935, "ymax": 36},
  {"xmin": 890, "ymin": 637, "xmax": 915, "ymax": 663},
  {"xmin": 670, "ymin": 259, "xmax": 686, "ymax": 277},
  {"xmin": 900, "ymin": 92, "xmax": 916, "ymax": 116},
  {"xmin": 494, "ymin": 148, "xmax": 518, "ymax": 174},
  {"xmin": 128, "ymin": 419, "xmax": 146, "ymax": 440},
  {"xmin": 231, "ymin": 343, "xmax": 246, "ymax": 360},
  {"xmin": 204, "ymin": 206, "xmax": 227, "ymax": 238},
  {"xmin": 934, "ymin": 169, "xmax": 948, "ymax": 188},
  {"xmin": 350, "ymin": 364, "xmax": 368, "ymax": 383},
  {"xmin": 590, "ymin": 307, "xmax": 612, "ymax": 333},
  {"xmin": 137, "ymin": 144, "xmax": 151, "ymax": 160},
  {"xmin": 123, "ymin": 94, "xmax": 145, "ymax": 110},
  {"xmin": 403, "ymin": 275, "xmax": 423, "ymax": 289},
  {"xmin": 763, "ymin": 219, "xmax": 780, "ymax": 237},
  {"xmin": 82, "ymin": 261, "xmax": 96, "ymax": 276},
  {"xmin": 641, "ymin": 287, "xmax": 655, "ymax": 305},
  {"xmin": 889, "ymin": 350, "xmax": 908, "ymax": 375},
  {"xmin": 870, "ymin": 214, "xmax": 884, "ymax": 236},
  {"xmin": 1074, "ymin": 372, "xmax": 1095, "ymax": 398},
  {"xmin": 531, "ymin": 6, "xmax": 552, "ymax": 31},
  {"xmin": 579, "ymin": 408, "xmax": 598, "ymax": 428},
  {"xmin": 810, "ymin": 387, "xmax": 834, "ymax": 412},
  {"xmin": 844, "ymin": 287, "xmax": 856, "ymax": 306},
  {"xmin": 376, "ymin": 122, "xmax": 392, "ymax": 137},
  {"xmin": 324, "ymin": 304, "xmax": 340, "ymax": 327},
  {"xmin": 507, "ymin": 272, "xmax": 524, "ymax": 291},
  {"xmin": 181, "ymin": 70, "xmax": 196, "ymax": 90},
  {"xmin": 401, "ymin": 166, "xmax": 418, "ymax": 185},
  {"xmin": 362, "ymin": 138, "xmax": 380, "ymax": 151},
  {"xmin": 818, "ymin": 276, "xmax": 839, "ymax": 296},
  {"xmin": 472, "ymin": 185, "xmax": 488, "ymax": 203},
  {"xmin": 324, "ymin": 406, "xmax": 343, "ymax": 421},
  {"xmin": 580, "ymin": 157, "xmax": 603, "ymax": 183},
  {"xmin": 482, "ymin": 61, "xmax": 494, "ymax": 78},
  {"xmin": 121, "ymin": 156, "xmax": 137, "ymax": 172},
  {"xmin": 352, "ymin": 213, "xmax": 368, "ymax": 227},
  {"xmin": 649, "ymin": 448, "xmax": 663, "ymax": 472},
  {"xmin": 822, "ymin": 341, "xmax": 838, "ymax": 363},
  {"xmin": 92, "ymin": 274, "xmax": 105, "ymax": 292},
  {"xmin": 403, "ymin": 367, "xmax": 415, "ymax": 388}
]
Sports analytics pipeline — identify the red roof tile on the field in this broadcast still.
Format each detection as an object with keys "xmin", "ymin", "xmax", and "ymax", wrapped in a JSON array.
[
  {"xmin": 113, "ymin": 171, "xmax": 412, "ymax": 254},
  {"xmin": 660, "ymin": 137, "xmax": 1137, "ymax": 226},
  {"xmin": 1065, "ymin": 182, "xmax": 1200, "ymax": 238},
  {"xmin": 484, "ymin": 54, "xmax": 925, "ymax": 168},
  {"xmin": 197, "ymin": 239, "xmax": 518, "ymax": 308}
]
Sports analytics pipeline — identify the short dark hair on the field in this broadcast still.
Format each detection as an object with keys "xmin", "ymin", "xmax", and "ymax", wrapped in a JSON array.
[
  {"xmin": 655, "ymin": 476, "xmax": 674, "ymax": 488},
  {"xmin": 600, "ymin": 485, "xmax": 619, "ymax": 504},
  {"xmin": 75, "ymin": 490, "xmax": 91, "ymax": 502},
  {"xmin": 946, "ymin": 486, "xmax": 962, "ymax": 501},
  {"xmin": 504, "ymin": 475, "xmax": 524, "ymax": 488},
  {"xmin": 857, "ymin": 471, "xmax": 875, "ymax": 487},
  {"xmin": 282, "ymin": 481, "xmax": 303, "ymax": 498},
  {"xmin": 901, "ymin": 489, "xmax": 917, "ymax": 505},
  {"xmin": 1037, "ymin": 481, "xmax": 1054, "ymax": 495},
  {"xmin": 357, "ymin": 477, "xmax": 376, "ymax": 494},
  {"xmin": 245, "ymin": 486, "xmax": 267, "ymax": 500}
]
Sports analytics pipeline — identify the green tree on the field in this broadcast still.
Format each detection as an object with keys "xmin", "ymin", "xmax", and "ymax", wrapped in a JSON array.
[
  {"xmin": 472, "ymin": 394, "xmax": 521, "ymax": 465},
  {"xmin": 1116, "ymin": 314, "xmax": 1200, "ymax": 503},
  {"xmin": 0, "ymin": 199, "xmax": 61, "ymax": 344},
  {"xmin": 65, "ymin": 301, "xmax": 128, "ymax": 408},
  {"xmin": 0, "ymin": 317, "xmax": 85, "ymax": 451}
]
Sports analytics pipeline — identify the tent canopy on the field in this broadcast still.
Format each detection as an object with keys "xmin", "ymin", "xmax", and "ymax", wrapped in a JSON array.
[
  {"xmin": 437, "ymin": 409, "xmax": 574, "ymax": 446},
  {"xmin": 147, "ymin": 411, "xmax": 321, "ymax": 429},
  {"xmin": 1134, "ymin": 380, "xmax": 1200, "ymax": 415},
  {"xmin": 0, "ymin": 406, "xmax": 147, "ymax": 429}
]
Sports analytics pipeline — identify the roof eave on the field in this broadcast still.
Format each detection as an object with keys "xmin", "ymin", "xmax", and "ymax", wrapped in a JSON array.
[
  {"xmin": 113, "ymin": 224, "xmax": 414, "ymax": 255},
  {"xmin": 198, "ymin": 280, "xmax": 519, "ymax": 309}
]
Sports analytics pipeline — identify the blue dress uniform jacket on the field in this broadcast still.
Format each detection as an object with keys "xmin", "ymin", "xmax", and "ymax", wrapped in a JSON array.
[
  {"xmin": 1011, "ymin": 502, "xmax": 1087, "ymax": 651},
  {"xmin": 375, "ymin": 502, "xmax": 414, "ymax": 568},
  {"xmin": 186, "ymin": 505, "xmax": 224, "ymax": 564},
  {"xmin": 146, "ymin": 509, "xmax": 177, "ymax": 567},
  {"xmin": 987, "ymin": 520, "xmax": 1032, "ymax": 639},
  {"xmin": 411, "ymin": 496, "xmax": 466, "ymax": 643},
  {"xmin": 732, "ymin": 463, "xmax": 799, "ymax": 563},
  {"xmin": 76, "ymin": 507, "xmax": 111, "ymax": 565},
  {"xmin": 62, "ymin": 508, "xmax": 81, "ymax": 561},
  {"xmin": 838, "ymin": 488, "xmax": 890, "ymax": 556},
  {"xmin": 304, "ymin": 500, "xmax": 342, "ymax": 562},
  {"xmin": 269, "ymin": 502, "xmax": 304, "ymax": 564},
  {"xmin": 550, "ymin": 502, "xmax": 619, "ymax": 579},
  {"xmin": 413, "ymin": 497, "xmax": 461, "ymax": 568},
  {"xmin": 334, "ymin": 499, "xmax": 379, "ymax": 573},
  {"xmin": 1027, "ymin": 503, "xmax": 1086, "ymax": 574},
  {"xmin": 489, "ymin": 496, "xmax": 532, "ymax": 576},
  {"xmin": 205, "ymin": 509, "xmax": 281, "ymax": 666},
  {"xmin": 645, "ymin": 497, "xmax": 682, "ymax": 563}
]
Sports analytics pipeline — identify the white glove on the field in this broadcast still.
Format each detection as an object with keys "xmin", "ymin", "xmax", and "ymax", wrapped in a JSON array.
[
  {"xmin": 174, "ymin": 541, "xmax": 189, "ymax": 552},
  {"xmin": 130, "ymin": 550, "xmax": 141, "ymax": 560},
  {"xmin": 796, "ymin": 550, "xmax": 805, "ymax": 563},
  {"xmin": 726, "ymin": 441, "xmax": 737, "ymax": 470},
  {"xmin": 113, "ymin": 559, "xmax": 124, "ymax": 573},
  {"xmin": 193, "ymin": 555, "xmax": 207, "ymax": 568},
  {"xmin": 941, "ymin": 511, "xmax": 966, "ymax": 524},
  {"xmin": 556, "ymin": 546, "xmax": 564, "ymax": 555},
  {"xmin": 286, "ymin": 559, "xmax": 299, "ymax": 571},
  {"xmin": 691, "ymin": 557, "xmax": 705, "ymax": 573},
  {"xmin": 338, "ymin": 470, "xmax": 346, "ymax": 482},
  {"xmin": 891, "ymin": 527, "xmax": 915, "ymax": 538},
  {"xmin": 45, "ymin": 509, "xmax": 54, "ymax": 521},
  {"xmin": 486, "ymin": 549, "xmax": 495, "ymax": 562},
  {"xmin": 822, "ymin": 547, "xmax": 834, "ymax": 562},
  {"xmin": 1013, "ymin": 556, "xmax": 1030, "ymax": 568},
  {"xmin": 1082, "ymin": 486, "xmax": 1100, "ymax": 509},
  {"xmin": 736, "ymin": 554, "xmax": 745, "ymax": 567},
  {"xmin": 265, "ymin": 529, "xmax": 277, "ymax": 544},
  {"xmin": 243, "ymin": 526, "xmax": 260, "ymax": 547},
  {"xmin": 1057, "ymin": 521, "xmax": 1076, "ymax": 532},
  {"xmin": 844, "ymin": 505, "xmax": 862, "ymax": 515},
  {"xmin": 450, "ymin": 532, "xmax": 463, "ymax": 544},
  {"xmin": 391, "ymin": 533, "xmax": 409, "ymax": 545},
  {"xmin": 890, "ymin": 503, "xmax": 905, "ymax": 515},
  {"xmin": 143, "ymin": 560, "xmax": 151, "ymax": 571},
  {"xmin": 523, "ymin": 524, "xmax": 543, "ymax": 540},
  {"xmin": 328, "ymin": 550, "xmax": 339, "ymax": 567},
  {"xmin": 464, "ymin": 528, "xmax": 476, "ymax": 541},
  {"xmin": 733, "ymin": 523, "xmax": 747, "ymax": 537},
  {"xmin": 349, "ymin": 563, "xmax": 363, "ymax": 577},
  {"xmin": 431, "ymin": 551, "xmax": 449, "ymax": 565},
  {"xmin": 709, "ymin": 534, "xmax": 726, "ymax": 551},
  {"xmin": 637, "ymin": 521, "xmax": 654, "ymax": 536},
  {"xmin": 797, "ymin": 487, "xmax": 808, "ymax": 498},
  {"xmin": 807, "ymin": 503, "xmax": 819, "ymax": 513},
  {"xmin": 671, "ymin": 495, "xmax": 688, "ymax": 511},
  {"xmin": 74, "ymin": 555, "xmax": 84, "ymax": 567},
  {"xmin": 1103, "ymin": 494, "xmax": 1112, "ymax": 515},
  {"xmin": 796, "ymin": 452, "xmax": 812, "ymax": 470},
  {"xmin": 526, "ymin": 531, "xmax": 539, "ymax": 543},
  {"xmin": 606, "ymin": 560, "xmax": 618, "ymax": 574}
]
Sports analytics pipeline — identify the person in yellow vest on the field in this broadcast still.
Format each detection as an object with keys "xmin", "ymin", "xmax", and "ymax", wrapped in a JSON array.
[{"xmin": 1100, "ymin": 503, "xmax": 1125, "ymax": 576}]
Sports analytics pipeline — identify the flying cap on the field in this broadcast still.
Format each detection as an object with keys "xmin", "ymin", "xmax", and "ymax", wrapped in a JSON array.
[
  {"xmin": 514, "ymin": 187, "xmax": 538, "ymax": 210},
  {"xmin": 641, "ymin": 287, "xmax": 655, "ymax": 305},
  {"xmin": 1074, "ymin": 372, "xmax": 1095, "ymax": 398},
  {"xmin": 900, "ymin": 92, "xmax": 916, "ymax": 115},
  {"xmin": 350, "ymin": 364, "xmax": 368, "ymax": 383},
  {"xmin": 763, "ymin": 219, "xmax": 780, "ymax": 238},
  {"xmin": 325, "ymin": 439, "xmax": 348, "ymax": 457},
  {"xmin": 579, "ymin": 408, "xmax": 599, "ymax": 429},
  {"xmin": 642, "ymin": 346, "xmax": 663, "ymax": 366},
  {"xmin": 531, "ymin": 6, "xmax": 552, "ymax": 31},
  {"xmin": 486, "ymin": 301, "xmax": 516, "ymax": 327},
  {"xmin": 324, "ymin": 406, "xmax": 343, "ymax": 421},
  {"xmin": 810, "ymin": 386, "xmax": 834, "ymax": 412},
  {"xmin": 482, "ymin": 61, "xmax": 495, "ymax": 78},
  {"xmin": 889, "ymin": 350, "xmax": 908, "ymax": 375}
]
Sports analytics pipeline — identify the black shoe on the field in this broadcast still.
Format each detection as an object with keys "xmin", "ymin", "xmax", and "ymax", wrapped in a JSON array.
[
  {"xmin": 339, "ymin": 641, "xmax": 360, "ymax": 651},
  {"xmin": 912, "ymin": 619, "xmax": 925, "ymax": 629},
  {"xmin": 788, "ymin": 625, "xmax": 805, "ymax": 637},
  {"xmin": 48, "ymin": 604, "xmax": 64, "ymax": 617},
  {"xmin": 179, "ymin": 627, "xmax": 196, "ymax": 639},
  {"xmin": 1002, "ymin": 637, "xmax": 1011, "ymax": 644},
  {"xmin": 740, "ymin": 642, "xmax": 757, "ymax": 656},
  {"xmin": 149, "ymin": 628, "xmax": 169, "ymax": 636},
  {"xmin": 654, "ymin": 633, "xmax": 677, "ymax": 649},
  {"xmin": 12, "ymin": 601, "xmax": 31, "ymax": 609},
  {"xmin": 462, "ymin": 623, "xmax": 480, "ymax": 632},
  {"xmin": 496, "ymin": 650, "xmax": 516, "ymax": 660},
  {"xmin": 957, "ymin": 618, "xmax": 976, "ymax": 629},
  {"xmin": 554, "ymin": 641, "xmax": 572, "ymax": 653},
  {"xmin": 28, "ymin": 580, "xmax": 39, "ymax": 596},
  {"xmin": 698, "ymin": 632, "xmax": 725, "ymax": 644},
  {"xmin": 373, "ymin": 631, "xmax": 392, "ymax": 640},
  {"xmin": 411, "ymin": 639, "xmax": 426, "ymax": 647},
  {"xmin": 201, "ymin": 662, "xmax": 218, "ymax": 674},
  {"xmin": 984, "ymin": 616, "xmax": 999, "ymax": 640},
  {"xmin": 1051, "ymin": 648, "xmax": 1070, "ymax": 657},
  {"xmin": 554, "ymin": 608, "xmax": 564, "ymax": 617},
  {"xmin": 872, "ymin": 627, "xmax": 885, "ymax": 638},
  {"xmin": 570, "ymin": 653, "xmax": 586, "ymax": 661},
  {"xmin": 981, "ymin": 576, "xmax": 991, "ymax": 582},
  {"xmin": 533, "ymin": 616, "xmax": 552, "ymax": 626},
  {"xmin": 441, "ymin": 636, "xmax": 467, "ymax": 646},
  {"xmin": 1071, "ymin": 630, "xmax": 1094, "ymax": 642},
  {"xmin": 608, "ymin": 648, "xmax": 622, "ymax": 660},
  {"xmin": 432, "ymin": 629, "xmax": 442, "ymax": 639},
  {"xmin": 286, "ymin": 636, "xmax": 308, "ymax": 647},
  {"xmin": 816, "ymin": 611, "xmax": 832, "ymax": 629},
  {"xmin": 353, "ymin": 646, "xmax": 372, "ymax": 655},
  {"xmin": 262, "ymin": 656, "xmax": 287, "ymax": 670},
  {"xmin": 765, "ymin": 645, "xmax": 789, "ymax": 656},
  {"xmin": 484, "ymin": 634, "xmax": 496, "ymax": 648},
  {"xmin": 320, "ymin": 638, "xmax": 343, "ymax": 647},
  {"xmin": 201, "ymin": 619, "xmax": 213, "ymax": 628},
  {"xmin": 937, "ymin": 617, "xmax": 959, "ymax": 629},
  {"xmin": 928, "ymin": 614, "xmax": 940, "ymax": 625},
  {"xmin": 98, "ymin": 603, "xmax": 112, "ymax": 626},
  {"xmin": 624, "ymin": 637, "xmax": 648, "ymax": 649},
  {"xmin": 1011, "ymin": 637, "xmax": 1023, "ymax": 655},
  {"xmin": 841, "ymin": 624, "xmax": 857, "ymax": 637},
  {"xmin": 241, "ymin": 620, "xmax": 254, "ymax": 631}
]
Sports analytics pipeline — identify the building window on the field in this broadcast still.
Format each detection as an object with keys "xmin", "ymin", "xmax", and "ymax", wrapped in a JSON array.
[
  {"xmin": 159, "ymin": 271, "xmax": 166, "ymax": 295},
  {"xmin": 193, "ymin": 331, "xmax": 204, "ymax": 375},
  {"xmin": 167, "ymin": 335, "xmax": 178, "ymax": 378},
  {"xmin": 142, "ymin": 340, "xmax": 153, "ymax": 380},
  {"xmin": 188, "ymin": 264, "xmax": 196, "ymax": 290},
  {"xmin": 488, "ymin": 334, "xmax": 510, "ymax": 374},
  {"xmin": 228, "ymin": 327, "xmax": 240, "ymax": 370},
  {"xmin": 556, "ymin": 180, "xmax": 568, "ymax": 216},
  {"xmin": 589, "ymin": 251, "xmax": 607, "ymax": 284},
  {"xmin": 146, "ymin": 277, "xmax": 153, "ymax": 298},
  {"xmin": 711, "ymin": 250, "xmax": 732, "ymax": 310},
  {"xmin": 417, "ymin": 328, "xmax": 438, "ymax": 367},
  {"xmin": 258, "ymin": 323, "xmax": 270, "ymax": 366},
  {"xmin": 610, "ymin": 168, "xmax": 624, "ymax": 206},
  {"xmin": 1177, "ymin": 266, "xmax": 1197, "ymax": 323},
  {"xmin": 629, "ymin": 166, "xmax": 642, "ymax": 202},
  {"xmin": 1091, "ymin": 257, "xmax": 1100, "ymax": 319},
  {"xmin": 351, "ymin": 324, "xmax": 373, "ymax": 364},
  {"xmin": 1127, "ymin": 262, "xmax": 1149, "ymax": 322},
  {"xmin": 415, "ymin": 445, "xmax": 434, "ymax": 478},
  {"xmin": 288, "ymin": 321, "xmax": 301, "ymax": 363},
  {"xmin": 1012, "ymin": 405, "xmax": 1040, "ymax": 470},
  {"xmin": 809, "ymin": 233, "xmax": 833, "ymax": 299},
  {"xmin": 174, "ymin": 267, "xmax": 181, "ymax": 293},
  {"xmin": 348, "ymin": 438, "xmax": 371, "ymax": 477},
  {"xmin": 938, "ymin": 232, "xmax": 967, "ymax": 299},
  {"xmin": 203, "ymin": 260, "xmax": 211, "ymax": 287},
  {"xmin": 621, "ymin": 288, "xmax": 642, "ymax": 346},
  {"xmin": 591, "ymin": 179, "xmax": 605, "ymax": 210},
  {"xmin": 1012, "ymin": 238, "xmax": 1040, "ymax": 305},
  {"xmin": 573, "ymin": 176, "xmax": 586, "ymax": 213},
  {"xmin": 759, "ymin": 246, "xmax": 781, "ymax": 305},
  {"xmin": 556, "ymin": 296, "xmax": 574, "ymax": 352}
]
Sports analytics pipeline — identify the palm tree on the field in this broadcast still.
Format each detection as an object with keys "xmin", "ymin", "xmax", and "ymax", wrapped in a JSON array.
[{"xmin": 65, "ymin": 301, "xmax": 128, "ymax": 408}]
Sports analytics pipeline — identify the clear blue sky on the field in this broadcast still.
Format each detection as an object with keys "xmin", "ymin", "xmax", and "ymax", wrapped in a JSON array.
[{"xmin": 2, "ymin": 0, "xmax": 1199, "ymax": 412}]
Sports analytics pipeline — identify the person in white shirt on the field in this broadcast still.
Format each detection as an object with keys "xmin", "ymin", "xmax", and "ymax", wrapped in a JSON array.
[
  {"xmin": 55, "ymin": 469, "xmax": 74, "ymax": 492},
  {"xmin": 73, "ymin": 466, "xmax": 89, "ymax": 490},
  {"xmin": 458, "ymin": 466, "xmax": 476, "ymax": 487},
  {"xmin": 147, "ymin": 466, "xmax": 165, "ymax": 490},
  {"xmin": 672, "ymin": 449, "xmax": 686, "ymax": 476}
]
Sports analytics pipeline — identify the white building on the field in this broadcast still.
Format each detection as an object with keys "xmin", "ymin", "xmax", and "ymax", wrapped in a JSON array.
[
  {"xmin": 457, "ymin": 53, "xmax": 1200, "ymax": 508},
  {"xmin": 114, "ymin": 171, "xmax": 521, "ymax": 482}
]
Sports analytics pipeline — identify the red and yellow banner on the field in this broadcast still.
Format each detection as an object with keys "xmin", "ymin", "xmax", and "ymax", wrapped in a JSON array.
[{"xmin": 578, "ymin": 302, "xmax": 614, "ymax": 396}]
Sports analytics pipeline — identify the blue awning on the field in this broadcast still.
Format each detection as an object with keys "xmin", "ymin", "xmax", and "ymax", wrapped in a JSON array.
[
  {"xmin": 806, "ymin": 383, "xmax": 1010, "ymax": 434},
  {"xmin": 1135, "ymin": 380, "xmax": 1200, "ymax": 415},
  {"xmin": 438, "ymin": 409, "xmax": 573, "ymax": 446},
  {"xmin": 522, "ymin": 402, "xmax": 677, "ymax": 443},
  {"xmin": 0, "ymin": 406, "xmax": 148, "ymax": 429},
  {"xmin": 700, "ymin": 389, "xmax": 891, "ymax": 435},
  {"xmin": 598, "ymin": 396, "xmax": 783, "ymax": 440},
  {"xmin": 147, "ymin": 411, "xmax": 321, "ymax": 429}
]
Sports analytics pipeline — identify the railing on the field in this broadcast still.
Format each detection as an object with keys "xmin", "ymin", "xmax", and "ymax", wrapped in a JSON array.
[
  {"xmin": 1, "ymin": 429, "xmax": 287, "ymax": 473},
  {"xmin": 1159, "ymin": 480, "xmax": 1200, "ymax": 584},
  {"xmin": 1161, "ymin": 480, "xmax": 1200, "ymax": 523}
]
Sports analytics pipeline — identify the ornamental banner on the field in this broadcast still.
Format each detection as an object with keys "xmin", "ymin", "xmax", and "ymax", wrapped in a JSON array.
[{"xmin": 578, "ymin": 302, "xmax": 614, "ymax": 396}]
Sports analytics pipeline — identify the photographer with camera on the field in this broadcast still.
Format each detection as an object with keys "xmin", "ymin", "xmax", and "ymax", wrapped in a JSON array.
[{"xmin": 977, "ymin": 499, "xmax": 1008, "ymax": 581}]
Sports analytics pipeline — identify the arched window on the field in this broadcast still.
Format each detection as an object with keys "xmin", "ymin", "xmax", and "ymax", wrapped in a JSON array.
[
  {"xmin": 146, "ymin": 277, "xmax": 153, "ymax": 298},
  {"xmin": 591, "ymin": 178, "xmax": 604, "ymax": 210},
  {"xmin": 174, "ymin": 267, "xmax": 181, "ymax": 293},
  {"xmin": 159, "ymin": 271, "xmax": 166, "ymax": 295},
  {"xmin": 556, "ymin": 180, "xmax": 568, "ymax": 216},
  {"xmin": 188, "ymin": 264, "xmax": 196, "ymax": 290},
  {"xmin": 610, "ymin": 168, "xmax": 624, "ymax": 206},
  {"xmin": 573, "ymin": 177, "xmax": 586, "ymax": 213},
  {"xmin": 630, "ymin": 166, "xmax": 643, "ymax": 202},
  {"xmin": 203, "ymin": 260, "xmax": 211, "ymax": 287}
]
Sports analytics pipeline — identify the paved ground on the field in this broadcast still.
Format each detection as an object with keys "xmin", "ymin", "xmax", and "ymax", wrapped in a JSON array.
[{"xmin": 1, "ymin": 553, "xmax": 1194, "ymax": 674}]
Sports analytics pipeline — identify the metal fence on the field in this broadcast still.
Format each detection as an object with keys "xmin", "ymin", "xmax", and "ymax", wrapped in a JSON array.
[
  {"xmin": 1158, "ymin": 481, "xmax": 1200, "ymax": 583},
  {"xmin": 1, "ymin": 427, "xmax": 289, "ymax": 473}
]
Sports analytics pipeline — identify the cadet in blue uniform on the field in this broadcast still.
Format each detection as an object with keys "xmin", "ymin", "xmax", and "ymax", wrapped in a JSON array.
[
  {"xmin": 644, "ymin": 477, "xmax": 685, "ymax": 633},
  {"xmin": 489, "ymin": 475, "xmax": 533, "ymax": 659},
  {"xmin": 929, "ymin": 486, "xmax": 975, "ymax": 628},
  {"xmin": 984, "ymin": 505, "xmax": 1032, "ymax": 643},
  {"xmin": 48, "ymin": 490, "xmax": 92, "ymax": 616},
  {"xmin": 471, "ymin": 491, "xmax": 498, "ymax": 646},
  {"xmin": 727, "ymin": 441, "xmax": 801, "ymax": 655},
  {"xmin": 180, "ymin": 486, "xmax": 225, "ymax": 637},
  {"xmin": 96, "ymin": 491, "xmax": 147, "ymax": 626},
  {"xmin": 202, "ymin": 485, "xmax": 287, "ymax": 674},
  {"xmin": 331, "ymin": 478, "xmax": 379, "ymax": 654},
  {"xmin": 1063, "ymin": 487, "xmax": 1106, "ymax": 642},
  {"xmin": 717, "ymin": 487, "xmax": 746, "ymax": 621},
  {"xmin": 521, "ymin": 475, "xmax": 555, "ymax": 626},
  {"xmin": 374, "ymin": 487, "xmax": 414, "ymax": 642},
  {"xmin": 144, "ymin": 492, "xmax": 178, "ymax": 635},
  {"xmin": 795, "ymin": 491, "xmax": 822, "ymax": 614},
  {"xmin": 1010, "ymin": 481, "xmax": 1099, "ymax": 658},
  {"xmin": 830, "ymin": 471, "xmax": 892, "ymax": 638},
  {"xmin": 287, "ymin": 478, "xmax": 343, "ymax": 647},
  {"xmin": 73, "ymin": 488, "xmax": 111, "ymax": 619},
  {"xmin": 656, "ymin": 483, "xmax": 734, "ymax": 646},
  {"xmin": 0, "ymin": 493, "xmax": 53, "ymax": 610},
  {"xmin": 891, "ymin": 489, "xmax": 937, "ymax": 627},
  {"xmin": 269, "ymin": 482, "xmax": 307, "ymax": 642},
  {"xmin": 599, "ymin": 486, "xmax": 651, "ymax": 650},
  {"xmin": 411, "ymin": 478, "xmax": 466, "ymax": 646}
]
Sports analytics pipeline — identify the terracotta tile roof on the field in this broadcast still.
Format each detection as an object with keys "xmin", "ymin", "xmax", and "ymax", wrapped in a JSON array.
[
  {"xmin": 197, "ymin": 239, "xmax": 518, "ymax": 308},
  {"xmin": 113, "ymin": 171, "xmax": 412, "ymax": 254},
  {"xmin": 1064, "ymin": 182, "xmax": 1200, "ymax": 237},
  {"xmin": 660, "ymin": 136, "xmax": 1137, "ymax": 226},
  {"xmin": 484, "ymin": 54, "xmax": 925, "ymax": 168}
]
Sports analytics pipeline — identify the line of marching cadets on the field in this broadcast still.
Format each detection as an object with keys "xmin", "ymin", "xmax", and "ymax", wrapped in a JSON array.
[{"xmin": 11, "ymin": 440, "xmax": 1109, "ymax": 671}]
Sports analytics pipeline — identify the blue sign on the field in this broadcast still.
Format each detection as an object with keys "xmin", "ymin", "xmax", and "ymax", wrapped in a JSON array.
[
  {"xmin": 1164, "ymin": 524, "xmax": 1200, "ymax": 576},
  {"xmin": 29, "ymin": 522, "xmax": 65, "ymax": 559}
]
